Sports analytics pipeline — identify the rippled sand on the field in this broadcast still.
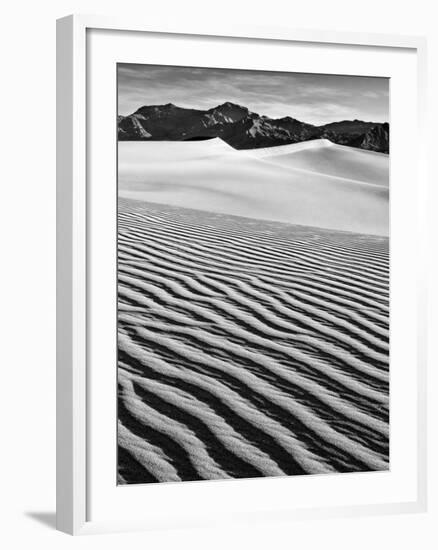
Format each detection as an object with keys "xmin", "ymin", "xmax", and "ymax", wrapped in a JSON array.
[{"xmin": 117, "ymin": 199, "xmax": 389, "ymax": 484}]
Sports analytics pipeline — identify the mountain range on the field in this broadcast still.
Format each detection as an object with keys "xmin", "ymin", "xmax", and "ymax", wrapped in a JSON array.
[{"xmin": 118, "ymin": 102, "xmax": 389, "ymax": 153}]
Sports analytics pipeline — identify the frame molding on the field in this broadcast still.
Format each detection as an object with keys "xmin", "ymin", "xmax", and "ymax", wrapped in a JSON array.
[
  {"xmin": 57, "ymin": 15, "xmax": 88, "ymax": 534},
  {"xmin": 56, "ymin": 14, "xmax": 427, "ymax": 535}
]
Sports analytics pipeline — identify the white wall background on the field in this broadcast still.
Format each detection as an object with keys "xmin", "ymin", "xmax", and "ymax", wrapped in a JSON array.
[{"xmin": 0, "ymin": 0, "xmax": 436, "ymax": 547}]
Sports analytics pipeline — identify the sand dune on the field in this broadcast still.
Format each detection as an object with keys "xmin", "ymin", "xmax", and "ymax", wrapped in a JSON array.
[
  {"xmin": 118, "ymin": 138, "xmax": 389, "ymax": 236},
  {"xmin": 248, "ymin": 139, "xmax": 389, "ymax": 187},
  {"xmin": 117, "ymin": 199, "xmax": 389, "ymax": 484}
]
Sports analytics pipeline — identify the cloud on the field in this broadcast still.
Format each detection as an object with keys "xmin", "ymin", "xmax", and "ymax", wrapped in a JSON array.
[{"xmin": 118, "ymin": 64, "xmax": 389, "ymax": 125}]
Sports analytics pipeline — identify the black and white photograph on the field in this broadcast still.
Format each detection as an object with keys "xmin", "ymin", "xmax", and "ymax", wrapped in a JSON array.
[{"xmin": 116, "ymin": 63, "xmax": 390, "ymax": 485}]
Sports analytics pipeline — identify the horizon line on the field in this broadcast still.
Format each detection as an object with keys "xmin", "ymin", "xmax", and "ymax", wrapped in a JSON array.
[{"xmin": 118, "ymin": 100, "xmax": 389, "ymax": 126}]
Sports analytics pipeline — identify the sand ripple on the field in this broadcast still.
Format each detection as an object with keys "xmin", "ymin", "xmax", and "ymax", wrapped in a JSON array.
[{"xmin": 117, "ymin": 199, "xmax": 389, "ymax": 484}]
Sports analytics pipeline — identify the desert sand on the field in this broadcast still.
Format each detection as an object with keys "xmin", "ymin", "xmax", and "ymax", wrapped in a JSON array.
[
  {"xmin": 118, "ymin": 138, "xmax": 389, "ymax": 236},
  {"xmin": 117, "ymin": 199, "xmax": 389, "ymax": 484},
  {"xmin": 117, "ymin": 138, "xmax": 389, "ymax": 484}
]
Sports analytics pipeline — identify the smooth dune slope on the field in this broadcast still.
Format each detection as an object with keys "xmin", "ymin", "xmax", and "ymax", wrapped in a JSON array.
[
  {"xmin": 118, "ymin": 138, "xmax": 389, "ymax": 236},
  {"xmin": 249, "ymin": 139, "xmax": 389, "ymax": 187},
  {"xmin": 117, "ymin": 199, "xmax": 389, "ymax": 484}
]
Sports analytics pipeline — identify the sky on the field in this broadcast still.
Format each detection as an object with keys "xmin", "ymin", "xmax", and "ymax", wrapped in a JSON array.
[{"xmin": 118, "ymin": 64, "xmax": 389, "ymax": 126}]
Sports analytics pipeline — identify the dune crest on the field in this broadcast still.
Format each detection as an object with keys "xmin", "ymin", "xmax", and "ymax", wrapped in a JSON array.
[
  {"xmin": 249, "ymin": 138, "xmax": 389, "ymax": 187},
  {"xmin": 247, "ymin": 138, "xmax": 337, "ymax": 156},
  {"xmin": 119, "ymin": 139, "xmax": 389, "ymax": 236}
]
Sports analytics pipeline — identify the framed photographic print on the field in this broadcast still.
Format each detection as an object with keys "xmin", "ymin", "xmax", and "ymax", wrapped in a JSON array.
[{"xmin": 56, "ymin": 15, "xmax": 427, "ymax": 535}]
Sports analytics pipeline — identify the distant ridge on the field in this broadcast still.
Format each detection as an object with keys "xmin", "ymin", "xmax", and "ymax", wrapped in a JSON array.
[{"xmin": 118, "ymin": 102, "xmax": 389, "ymax": 153}]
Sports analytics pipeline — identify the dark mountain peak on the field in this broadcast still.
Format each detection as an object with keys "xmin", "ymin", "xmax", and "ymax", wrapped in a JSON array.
[
  {"xmin": 271, "ymin": 116, "xmax": 316, "ymax": 135},
  {"xmin": 210, "ymin": 101, "xmax": 250, "ymax": 115},
  {"xmin": 360, "ymin": 123, "xmax": 389, "ymax": 153},
  {"xmin": 118, "ymin": 101, "xmax": 389, "ymax": 153},
  {"xmin": 274, "ymin": 115, "xmax": 311, "ymax": 127},
  {"xmin": 213, "ymin": 101, "xmax": 246, "ymax": 110},
  {"xmin": 205, "ymin": 102, "xmax": 252, "ymax": 125},
  {"xmin": 276, "ymin": 115, "xmax": 299, "ymax": 123},
  {"xmin": 320, "ymin": 119, "xmax": 372, "ymax": 129},
  {"xmin": 160, "ymin": 102, "xmax": 182, "ymax": 111},
  {"xmin": 134, "ymin": 103, "xmax": 180, "ymax": 116}
]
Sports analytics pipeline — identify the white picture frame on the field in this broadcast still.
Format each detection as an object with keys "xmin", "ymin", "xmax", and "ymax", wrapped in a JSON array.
[{"xmin": 56, "ymin": 14, "xmax": 428, "ymax": 535}]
